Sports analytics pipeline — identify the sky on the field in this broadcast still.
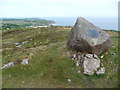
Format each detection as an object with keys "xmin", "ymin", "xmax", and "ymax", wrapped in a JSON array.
[{"xmin": 0, "ymin": 0, "xmax": 119, "ymax": 18}]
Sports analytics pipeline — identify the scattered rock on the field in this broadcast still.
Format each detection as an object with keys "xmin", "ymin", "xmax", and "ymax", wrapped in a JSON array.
[
  {"xmin": 1, "ymin": 62, "xmax": 14, "ymax": 70},
  {"xmin": 21, "ymin": 59, "xmax": 29, "ymax": 65},
  {"xmin": 67, "ymin": 17, "xmax": 112, "ymax": 55},
  {"xmin": 105, "ymin": 52, "xmax": 108, "ymax": 55},
  {"xmin": 73, "ymin": 54, "xmax": 76, "ymax": 58},
  {"xmin": 77, "ymin": 70, "xmax": 81, "ymax": 73},
  {"xmin": 71, "ymin": 58, "xmax": 74, "ymax": 60},
  {"xmin": 29, "ymin": 53, "xmax": 34, "ymax": 57},
  {"xmin": 76, "ymin": 62, "xmax": 80, "ymax": 66},
  {"xmin": 16, "ymin": 45, "xmax": 21, "ymax": 48},
  {"xmin": 83, "ymin": 54, "xmax": 100, "ymax": 75},
  {"xmin": 67, "ymin": 52, "xmax": 70, "ymax": 55},
  {"xmin": 22, "ymin": 41, "xmax": 28, "ymax": 44},
  {"xmin": 112, "ymin": 53, "xmax": 116, "ymax": 55},
  {"xmin": 71, "ymin": 52, "xmax": 102, "ymax": 75},
  {"xmin": 96, "ymin": 67, "xmax": 105, "ymax": 75},
  {"xmin": 71, "ymin": 53, "xmax": 78, "ymax": 60},
  {"xmin": 100, "ymin": 55, "xmax": 104, "ymax": 59},
  {"xmin": 15, "ymin": 42, "xmax": 20, "ymax": 45},
  {"xmin": 67, "ymin": 79, "xmax": 71, "ymax": 82},
  {"xmin": 77, "ymin": 55, "xmax": 81, "ymax": 60},
  {"xmin": 30, "ymin": 38, "xmax": 33, "ymax": 40}
]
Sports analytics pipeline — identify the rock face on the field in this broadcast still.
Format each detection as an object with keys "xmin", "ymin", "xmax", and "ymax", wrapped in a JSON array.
[{"xmin": 67, "ymin": 17, "xmax": 112, "ymax": 55}]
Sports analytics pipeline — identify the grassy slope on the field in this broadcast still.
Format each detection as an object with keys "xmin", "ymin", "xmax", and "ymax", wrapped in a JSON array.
[{"xmin": 2, "ymin": 26, "xmax": 119, "ymax": 88}]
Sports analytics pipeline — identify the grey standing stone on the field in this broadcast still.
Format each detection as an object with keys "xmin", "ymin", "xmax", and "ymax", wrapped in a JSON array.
[{"xmin": 67, "ymin": 17, "xmax": 112, "ymax": 55}]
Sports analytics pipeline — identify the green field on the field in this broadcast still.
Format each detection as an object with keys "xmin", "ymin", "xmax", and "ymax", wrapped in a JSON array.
[
  {"xmin": 1, "ymin": 18, "xmax": 55, "ymax": 30},
  {"xmin": 2, "ymin": 26, "xmax": 119, "ymax": 88}
]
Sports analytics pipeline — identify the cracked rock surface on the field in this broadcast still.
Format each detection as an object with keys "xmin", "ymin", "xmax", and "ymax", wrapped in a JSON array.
[
  {"xmin": 67, "ymin": 17, "xmax": 112, "ymax": 55},
  {"xmin": 83, "ymin": 54, "xmax": 100, "ymax": 75}
]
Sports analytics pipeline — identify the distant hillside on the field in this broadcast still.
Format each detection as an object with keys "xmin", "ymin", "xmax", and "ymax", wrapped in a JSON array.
[{"xmin": 1, "ymin": 18, "xmax": 55, "ymax": 30}]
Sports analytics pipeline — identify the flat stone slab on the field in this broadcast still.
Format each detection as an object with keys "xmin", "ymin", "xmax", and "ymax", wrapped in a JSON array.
[{"xmin": 83, "ymin": 54, "xmax": 100, "ymax": 75}]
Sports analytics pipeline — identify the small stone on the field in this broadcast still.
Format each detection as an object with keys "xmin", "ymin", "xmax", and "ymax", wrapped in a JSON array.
[
  {"xmin": 75, "ymin": 58, "xmax": 78, "ymax": 60},
  {"xmin": 16, "ymin": 45, "xmax": 21, "ymax": 48},
  {"xmin": 1, "ymin": 62, "xmax": 14, "ymax": 70},
  {"xmin": 67, "ymin": 79, "xmax": 71, "ymax": 82},
  {"xmin": 22, "ymin": 41, "xmax": 28, "ymax": 44},
  {"xmin": 73, "ymin": 54, "xmax": 76, "ymax": 58},
  {"xmin": 67, "ymin": 52, "xmax": 70, "ymax": 55},
  {"xmin": 77, "ymin": 70, "xmax": 81, "ymax": 73},
  {"xmin": 77, "ymin": 52, "xmax": 81, "ymax": 55},
  {"xmin": 15, "ymin": 42, "xmax": 20, "ymax": 45},
  {"xmin": 105, "ymin": 52, "xmax": 108, "ymax": 55},
  {"xmin": 21, "ymin": 59, "xmax": 29, "ymax": 65},
  {"xmin": 72, "ymin": 58, "xmax": 74, "ymax": 60},
  {"xmin": 76, "ymin": 62, "xmax": 79, "ymax": 66},
  {"xmin": 96, "ymin": 67, "xmax": 105, "ymax": 75},
  {"xmin": 112, "ymin": 53, "xmax": 116, "ymax": 55},
  {"xmin": 29, "ymin": 53, "xmax": 34, "ymax": 57},
  {"xmin": 100, "ymin": 55, "xmax": 104, "ymax": 59},
  {"xmin": 77, "ymin": 55, "xmax": 81, "ymax": 60}
]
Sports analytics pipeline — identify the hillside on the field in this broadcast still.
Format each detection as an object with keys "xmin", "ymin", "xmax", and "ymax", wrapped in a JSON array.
[
  {"xmin": 1, "ymin": 18, "xmax": 55, "ymax": 30},
  {"xmin": 2, "ymin": 26, "xmax": 119, "ymax": 88}
]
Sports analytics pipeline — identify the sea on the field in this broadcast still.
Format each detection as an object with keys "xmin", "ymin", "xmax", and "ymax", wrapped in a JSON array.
[{"xmin": 40, "ymin": 17, "xmax": 118, "ymax": 31}]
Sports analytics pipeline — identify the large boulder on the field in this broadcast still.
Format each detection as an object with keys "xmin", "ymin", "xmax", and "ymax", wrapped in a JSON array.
[{"xmin": 67, "ymin": 17, "xmax": 112, "ymax": 55}]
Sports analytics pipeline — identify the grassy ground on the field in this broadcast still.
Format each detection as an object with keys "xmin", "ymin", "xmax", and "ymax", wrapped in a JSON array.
[{"xmin": 2, "ymin": 26, "xmax": 119, "ymax": 88}]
